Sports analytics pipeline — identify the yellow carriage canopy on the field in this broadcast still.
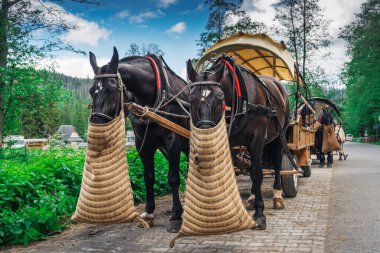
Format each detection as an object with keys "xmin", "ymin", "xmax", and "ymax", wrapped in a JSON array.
[{"xmin": 195, "ymin": 33, "xmax": 305, "ymax": 87}]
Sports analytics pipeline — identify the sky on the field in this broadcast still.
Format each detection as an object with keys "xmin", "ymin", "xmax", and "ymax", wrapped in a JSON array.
[{"xmin": 42, "ymin": 0, "xmax": 366, "ymax": 83}]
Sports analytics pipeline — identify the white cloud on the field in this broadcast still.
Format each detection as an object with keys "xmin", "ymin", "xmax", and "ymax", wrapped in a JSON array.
[
  {"xmin": 319, "ymin": 0, "xmax": 365, "ymax": 37},
  {"xmin": 166, "ymin": 22, "xmax": 187, "ymax": 34},
  {"xmin": 196, "ymin": 3, "xmax": 204, "ymax": 11},
  {"xmin": 62, "ymin": 21, "xmax": 110, "ymax": 47},
  {"xmin": 42, "ymin": 55, "xmax": 110, "ymax": 78},
  {"xmin": 180, "ymin": 67, "xmax": 187, "ymax": 80},
  {"xmin": 116, "ymin": 10, "xmax": 130, "ymax": 19},
  {"xmin": 129, "ymin": 10, "xmax": 165, "ymax": 24},
  {"xmin": 33, "ymin": 1, "xmax": 110, "ymax": 47},
  {"xmin": 235, "ymin": 0, "xmax": 280, "ymax": 31},
  {"xmin": 158, "ymin": 0, "xmax": 177, "ymax": 8}
]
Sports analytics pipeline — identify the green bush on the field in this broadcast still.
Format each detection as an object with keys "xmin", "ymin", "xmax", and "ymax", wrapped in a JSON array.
[{"xmin": 0, "ymin": 147, "xmax": 187, "ymax": 246}]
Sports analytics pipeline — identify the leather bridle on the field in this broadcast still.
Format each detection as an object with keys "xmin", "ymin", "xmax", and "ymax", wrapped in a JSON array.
[
  {"xmin": 91, "ymin": 72, "xmax": 124, "ymax": 122},
  {"xmin": 189, "ymin": 81, "xmax": 223, "ymax": 128}
]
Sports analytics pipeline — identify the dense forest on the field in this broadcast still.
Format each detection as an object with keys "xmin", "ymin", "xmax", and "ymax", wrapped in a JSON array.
[
  {"xmin": 1, "ymin": 70, "xmax": 92, "ymax": 140},
  {"xmin": 340, "ymin": 0, "xmax": 380, "ymax": 136}
]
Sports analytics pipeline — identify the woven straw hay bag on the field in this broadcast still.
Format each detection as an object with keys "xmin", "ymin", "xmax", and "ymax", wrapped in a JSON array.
[
  {"xmin": 322, "ymin": 124, "xmax": 340, "ymax": 153},
  {"xmin": 170, "ymin": 114, "xmax": 256, "ymax": 247},
  {"xmin": 71, "ymin": 107, "xmax": 147, "ymax": 227}
]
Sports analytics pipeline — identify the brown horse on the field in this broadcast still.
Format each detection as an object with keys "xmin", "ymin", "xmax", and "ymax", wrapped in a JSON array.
[{"xmin": 187, "ymin": 57, "xmax": 290, "ymax": 229}]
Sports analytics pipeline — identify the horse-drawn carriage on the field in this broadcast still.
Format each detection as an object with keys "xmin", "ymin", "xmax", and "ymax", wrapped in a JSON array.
[
  {"xmin": 296, "ymin": 97, "xmax": 344, "ymax": 165},
  {"xmin": 194, "ymin": 33, "xmax": 318, "ymax": 196},
  {"xmin": 127, "ymin": 33, "xmax": 318, "ymax": 198},
  {"xmin": 88, "ymin": 33, "xmax": 323, "ymax": 231}
]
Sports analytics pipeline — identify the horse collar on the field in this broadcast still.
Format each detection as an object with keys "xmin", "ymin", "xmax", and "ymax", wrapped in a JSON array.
[{"xmin": 147, "ymin": 54, "xmax": 168, "ymax": 109}]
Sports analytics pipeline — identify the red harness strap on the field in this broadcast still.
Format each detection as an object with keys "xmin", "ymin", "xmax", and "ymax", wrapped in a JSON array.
[
  {"xmin": 147, "ymin": 56, "xmax": 161, "ymax": 90},
  {"xmin": 219, "ymin": 60, "xmax": 242, "ymax": 97}
]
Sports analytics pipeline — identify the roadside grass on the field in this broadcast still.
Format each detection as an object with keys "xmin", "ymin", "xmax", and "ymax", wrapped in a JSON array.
[{"xmin": 0, "ymin": 147, "xmax": 187, "ymax": 246}]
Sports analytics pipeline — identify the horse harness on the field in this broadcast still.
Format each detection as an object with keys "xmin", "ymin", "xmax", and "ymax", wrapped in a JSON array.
[
  {"xmin": 190, "ymin": 56, "xmax": 284, "ymax": 137},
  {"xmin": 91, "ymin": 72, "xmax": 124, "ymax": 121},
  {"xmin": 189, "ymin": 80, "xmax": 223, "ymax": 128},
  {"xmin": 189, "ymin": 56, "xmax": 299, "ymax": 171},
  {"xmin": 127, "ymin": 54, "xmax": 190, "ymax": 125}
]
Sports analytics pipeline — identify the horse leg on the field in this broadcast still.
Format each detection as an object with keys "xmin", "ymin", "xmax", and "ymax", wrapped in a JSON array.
[
  {"xmin": 165, "ymin": 135, "xmax": 183, "ymax": 233},
  {"xmin": 248, "ymin": 137, "xmax": 266, "ymax": 230},
  {"xmin": 270, "ymin": 137, "xmax": 284, "ymax": 210},
  {"xmin": 327, "ymin": 152, "xmax": 333, "ymax": 168},
  {"xmin": 138, "ymin": 143, "xmax": 156, "ymax": 227},
  {"xmin": 318, "ymin": 146, "xmax": 325, "ymax": 168},
  {"xmin": 247, "ymin": 183, "xmax": 256, "ymax": 209}
]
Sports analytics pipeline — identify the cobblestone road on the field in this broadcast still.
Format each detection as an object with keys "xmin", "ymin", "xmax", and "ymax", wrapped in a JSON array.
[{"xmin": 7, "ymin": 166, "xmax": 332, "ymax": 253}]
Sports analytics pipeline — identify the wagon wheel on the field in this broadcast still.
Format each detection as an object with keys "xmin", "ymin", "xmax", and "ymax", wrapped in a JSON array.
[{"xmin": 281, "ymin": 153, "xmax": 298, "ymax": 198}]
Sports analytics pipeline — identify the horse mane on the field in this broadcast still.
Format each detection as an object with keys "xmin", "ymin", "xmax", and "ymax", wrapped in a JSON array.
[{"xmin": 119, "ymin": 55, "xmax": 146, "ymax": 63}]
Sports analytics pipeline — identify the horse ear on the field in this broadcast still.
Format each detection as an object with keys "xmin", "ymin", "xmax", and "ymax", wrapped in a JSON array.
[
  {"xmin": 187, "ymin": 59, "xmax": 198, "ymax": 82},
  {"xmin": 211, "ymin": 63, "xmax": 225, "ymax": 82},
  {"xmin": 89, "ymin": 52, "xmax": 99, "ymax": 74},
  {"xmin": 110, "ymin": 47, "xmax": 119, "ymax": 72}
]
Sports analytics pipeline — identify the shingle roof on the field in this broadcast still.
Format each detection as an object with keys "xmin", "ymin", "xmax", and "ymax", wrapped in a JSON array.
[{"xmin": 57, "ymin": 125, "xmax": 83, "ymax": 142}]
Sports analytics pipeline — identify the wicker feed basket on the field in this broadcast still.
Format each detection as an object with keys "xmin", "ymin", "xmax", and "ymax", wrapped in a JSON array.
[
  {"xmin": 170, "ymin": 114, "xmax": 256, "ymax": 247},
  {"xmin": 322, "ymin": 124, "xmax": 340, "ymax": 153},
  {"xmin": 71, "ymin": 95, "xmax": 147, "ymax": 227}
]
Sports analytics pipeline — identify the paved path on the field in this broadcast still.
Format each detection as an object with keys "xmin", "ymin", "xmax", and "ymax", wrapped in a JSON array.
[
  {"xmin": 325, "ymin": 142, "xmax": 380, "ymax": 253},
  {"xmin": 6, "ymin": 161, "xmax": 333, "ymax": 253}
]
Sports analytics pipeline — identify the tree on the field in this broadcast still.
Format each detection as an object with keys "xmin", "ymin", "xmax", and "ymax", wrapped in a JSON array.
[
  {"xmin": 124, "ymin": 43, "xmax": 164, "ymax": 57},
  {"xmin": 274, "ymin": 0, "xmax": 330, "ymax": 78},
  {"xmin": 0, "ymin": 0, "xmax": 98, "ymax": 145},
  {"xmin": 141, "ymin": 43, "xmax": 164, "ymax": 56},
  {"xmin": 340, "ymin": 0, "xmax": 380, "ymax": 135},
  {"xmin": 197, "ymin": 0, "xmax": 244, "ymax": 55},
  {"xmin": 125, "ymin": 42, "xmax": 141, "ymax": 56},
  {"xmin": 2, "ymin": 67, "xmax": 66, "ymax": 138},
  {"xmin": 222, "ymin": 16, "xmax": 268, "ymax": 38}
]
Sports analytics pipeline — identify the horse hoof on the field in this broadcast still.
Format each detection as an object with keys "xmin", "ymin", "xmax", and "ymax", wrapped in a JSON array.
[
  {"xmin": 327, "ymin": 163, "xmax": 333, "ymax": 168},
  {"xmin": 253, "ymin": 216, "xmax": 266, "ymax": 230},
  {"xmin": 273, "ymin": 198, "xmax": 284, "ymax": 209},
  {"xmin": 167, "ymin": 220, "xmax": 182, "ymax": 233},
  {"xmin": 138, "ymin": 212, "xmax": 154, "ymax": 228},
  {"xmin": 319, "ymin": 164, "xmax": 324, "ymax": 168},
  {"xmin": 344, "ymin": 154, "xmax": 348, "ymax": 160}
]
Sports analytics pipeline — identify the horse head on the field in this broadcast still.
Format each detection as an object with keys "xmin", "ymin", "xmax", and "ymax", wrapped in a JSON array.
[
  {"xmin": 321, "ymin": 109, "xmax": 334, "ymax": 126},
  {"xmin": 187, "ymin": 60, "xmax": 226, "ymax": 129},
  {"xmin": 89, "ymin": 47, "xmax": 123, "ymax": 124}
]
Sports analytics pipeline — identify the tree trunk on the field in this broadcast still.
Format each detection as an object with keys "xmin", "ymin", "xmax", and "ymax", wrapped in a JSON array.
[
  {"xmin": 0, "ymin": 0, "xmax": 9, "ymax": 146},
  {"xmin": 302, "ymin": 0, "xmax": 307, "ymax": 79},
  {"xmin": 290, "ymin": 3, "xmax": 299, "ymax": 68}
]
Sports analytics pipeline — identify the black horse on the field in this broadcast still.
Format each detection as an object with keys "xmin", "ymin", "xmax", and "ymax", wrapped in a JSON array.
[
  {"xmin": 187, "ymin": 58, "xmax": 290, "ymax": 229},
  {"xmin": 315, "ymin": 109, "xmax": 334, "ymax": 168},
  {"xmin": 89, "ymin": 47, "xmax": 189, "ymax": 232}
]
